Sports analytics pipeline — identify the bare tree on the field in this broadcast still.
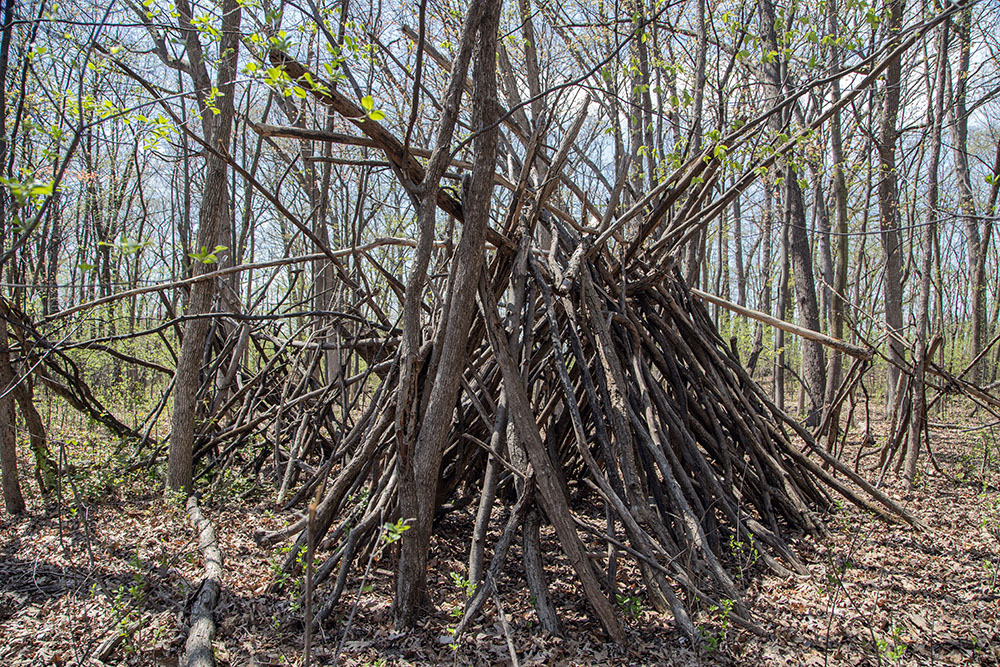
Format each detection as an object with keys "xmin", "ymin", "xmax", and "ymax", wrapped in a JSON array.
[
  {"xmin": 949, "ymin": 7, "xmax": 990, "ymax": 385},
  {"xmin": 166, "ymin": 0, "xmax": 243, "ymax": 493},
  {"xmin": 757, "ymin": 0, "xmax": 826, "ymax": 424},
  {"xmin": 394, "ymin": 0, "xmax": 501, "ymax": 625},
  {"xmin": 906, "ymin": 23, "xmax": 949, "ymax": 486},
  {"xmin": 876, "ymin": 0, "xmax": 906, "ymax": 417}
]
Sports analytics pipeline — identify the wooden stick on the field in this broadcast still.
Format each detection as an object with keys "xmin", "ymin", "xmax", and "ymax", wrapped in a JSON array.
[
  {"xmin": 42, "ymin": 239, "xmax": 419, "ymax": 324},
  {"xmin": 691, "ymin": 288, "xmax": 872, "ymax": 361},
  {"xmin": 478, "ymin": 274, "xmax": 624, "ymax": 641}
]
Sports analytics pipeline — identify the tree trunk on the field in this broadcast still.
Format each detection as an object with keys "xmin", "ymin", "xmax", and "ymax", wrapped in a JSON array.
[
  {"xmin": 733, "ymin": 191, "xmax": 746, "ymax": 308},
  {"xmin": 876, "ymin": 0, "xmax": 906, "ymax": 417},
  {"xmin": 167, "ymin": 0, "xmax": 242, "ymax": 493},
  {"xmin": 684, "ymin": 0, "xmax": 709, "ymax": 286},
  {"xmin": 0, "ymin": 322, "xmax": 25, "ymax": 514},
  {"xmin": 394, "ymin": 0, "xmax": 500, "ymax": 625},
  {"xmin": 757, "ymin": 0, "xmax": 826, "ymax": 424},
  {"xmin": 785, "ymin": 170, "xmax": 827, "ymax": 424},
  {"xmin": 748, "ymin": 176, "xmax": 774, "ymax": 375},
  {"xmin": 812, "ymin": 165, "xmax": 834, "ymax": 329},
  {"xmin": 0, "ymin": 0, "xmax": 23, "ymax": 513},
  {"xmin": 775, "ymin": 196, "xmax": 789, "ymax": 410},
  {"xmin": 906, "ymin": 24, "xmax": 948, "ymax": 486},
  {"xmin": 824, "ymin": 0, "xmax": 850, "ymax": 449},
  {"xmin": 949, "ymin": 7, "xmax": 988, "ymax": 386}
]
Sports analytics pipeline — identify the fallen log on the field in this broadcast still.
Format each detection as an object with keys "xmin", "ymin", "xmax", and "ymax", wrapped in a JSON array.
[{"xmin": 183, "ymin": 494, "xmax": 223, "ymax": 667}]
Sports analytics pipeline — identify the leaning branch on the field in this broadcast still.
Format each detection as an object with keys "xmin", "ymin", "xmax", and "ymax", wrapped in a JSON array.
[
  {"xmin": 41, "ymin": 238, "xmax": 422, "ymax": 324},
  {"xmin": 691, "ymin": 288, "xmax": 872, "ymax": 361},
  {"xmin": 268, "ymin": 51, "xmax": 514, "ymax": 250}
]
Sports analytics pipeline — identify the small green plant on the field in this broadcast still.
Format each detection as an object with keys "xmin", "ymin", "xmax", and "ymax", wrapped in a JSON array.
[
  {"xmin": 268, "ymin": 542, "xmax": 323, "ymax": 617},
  {"xmin": 981, "ymin": 495, "xmax": 1000, "ymax": 543},
  {"xmin": 615, "ymin": 592, "xmax": 644, "ymax": 619},
  {"xmin": 107, "ymin": 550, "xmax": 149, "ymax": 655},
  {"xmin": 700, "ymin": 628, "xmax": 721, "ymax": 653},
  {"xmin": 729, "ymin": 532, "xmax": 760, "ymax": 581},
  {"xmin": 984, "ymin": 558, "xmax": 999, "ymax": 594},
  {"xmin": 381, "ymin": 518, "xmax": 411, "ymax": 544},
  {"xmin": 295, "ymin": 544, "xmax": 321, "ymax": 574},
  {"xmin": 445, "ymin": 625, "xmax": 459, "ymax": 650},
  {"xmin": 269, "ymin": 544, "xmax": 304, "ymax": 611},
  {"xmin": 875, "ymin": 624, "xmax": 907, "ymax": 665},
  {"xmin": 699, "ymin": 598, "xmax": 733, "ymax": 653},
  {"xmin": 442, "ymin": 570, "xmax": 478, "ymax": 649},
  {"xmin": 450, "ymin": 571, "xmax": 476, "ymax": 598}
]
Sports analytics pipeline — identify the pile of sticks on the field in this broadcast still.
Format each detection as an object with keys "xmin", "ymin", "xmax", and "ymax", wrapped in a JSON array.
[
  {"xmin": 254, "ymin": 214, "xmax": 924, "ymax": 633},
  {"xmin": 225, "ymin": 91, "xmax": 926, "ymax": 635}
]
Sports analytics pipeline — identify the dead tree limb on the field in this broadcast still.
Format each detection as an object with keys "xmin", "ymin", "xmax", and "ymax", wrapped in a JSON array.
[{"xmin": 183, "ymin": 494, "xmax": 223, "ymax": 667}]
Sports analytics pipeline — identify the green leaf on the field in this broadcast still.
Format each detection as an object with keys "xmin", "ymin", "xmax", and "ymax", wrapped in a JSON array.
[
  {"xmin": 188, "ymin": 245, "xmax": 228, "ymax": 265},
  {"xmin": 30, "ymin": 181, "xmax": 54, "ymax": 197},
  {"xmin": 361, "ymin": 95, "xmax": 375, "ymax": 111}
]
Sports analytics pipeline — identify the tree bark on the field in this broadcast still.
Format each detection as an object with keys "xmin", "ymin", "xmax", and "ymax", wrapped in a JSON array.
[
  {"xmin": 394, "ymin": 0, "xmax": 501, "ymax": 625},
  {"xmin": 683, "ymin": 0, "xmax": 709, "ymax": 286},
  {"xmin": 733, "ymin": 192, "xmax": 746, "ymax": 308},
  {"xmin": 0, "ymin": 322, "xmax": 25, "ymax": 514},
  {"xmin": 183, "ymin": 495, "xmax": 223, "ymax": 667},
  {"xmin": 757, "ymin": 0, "xmax": 826, "ymax": 424},
  {"xmin": 876, "ymin": 0, "xmax": 906, "ymax": 417},
  {"xmin": 906, "ymin": 23, "xmax": 948, "ymax": 486},
  {"xmin": 167, "ymin": 0, "xmax": 242, "ymax": 493},
  {"xmin": 824, "ymin": 0, "xmax": 850, "ymax": 449},
  {"xmin": 775, "ymin": 197, "xmax": 789, "ymax": 410}
]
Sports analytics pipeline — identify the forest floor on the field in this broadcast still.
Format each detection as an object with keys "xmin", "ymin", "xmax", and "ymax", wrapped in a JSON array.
[{"xmin": 1, "ymin": 412, "xmax": 998, "ymax": 666}]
